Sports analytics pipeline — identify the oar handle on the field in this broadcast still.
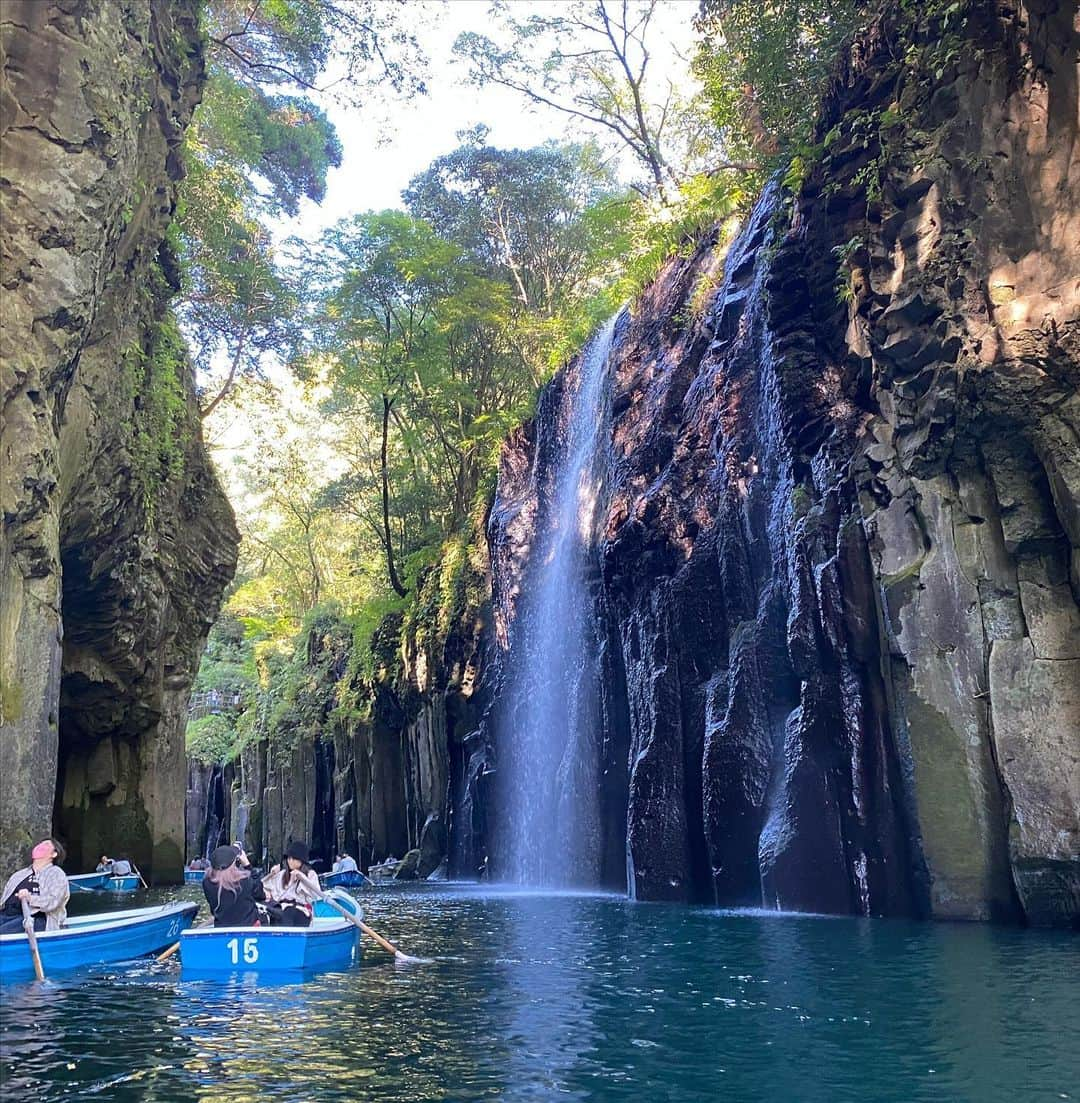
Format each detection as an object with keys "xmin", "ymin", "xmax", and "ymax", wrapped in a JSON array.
[{"xmin": 21, "ymin": 898, "xmax": 45, "ymax": 981}]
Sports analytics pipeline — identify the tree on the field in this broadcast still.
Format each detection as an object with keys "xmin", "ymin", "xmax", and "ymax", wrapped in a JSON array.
[
  {"xmin": 693, "ymin": 0, "xmax": 863, "ymax": 160},
  {"xmin": 302, "ymin": 212, "xmax": 463, "ymax": 595},
  {"xmin": 403, "ymin": 131, "xmax": 625, "ymax": 318},
  {"xmin": 454, "ymin": 1, "xmax": 724, "ymax": 202},
  {"xmin": 175, "ymin": 0, "xmax": 425, "ymax": 418}
]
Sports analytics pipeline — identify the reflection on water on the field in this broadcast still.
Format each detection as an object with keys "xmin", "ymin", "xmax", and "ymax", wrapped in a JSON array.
[{"xmin": 1, "ymin": 884, "xmax": 1077, "ymax": 1102}]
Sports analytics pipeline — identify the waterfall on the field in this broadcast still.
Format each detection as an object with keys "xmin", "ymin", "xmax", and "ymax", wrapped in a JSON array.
[{"xmin": 497, "ymin": 315, "xmax": 620, "ymax": 886}]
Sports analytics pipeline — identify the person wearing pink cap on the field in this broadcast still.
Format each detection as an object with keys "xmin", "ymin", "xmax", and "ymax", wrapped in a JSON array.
[{"xmin": 0, "ymin": 839, "xmax": 70, "ymax": 933}]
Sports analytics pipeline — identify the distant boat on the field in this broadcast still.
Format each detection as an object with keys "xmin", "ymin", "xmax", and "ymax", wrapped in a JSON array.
[
  {"xmin": 321, "ymin": 869, "xmax": 369, "ymax": 888},
  {"xmin": 0, "ymin": 902, "xmax": 199, "ymax": 981},
  {"xmin": 67, "ymin": 872, "xmax": 141, "ymax": 894},
  {"xmin": 184, "ymin": 869, "xmax": 207, "ymax": 883},
  {"xmin": 68, "ymin": 873, "xmax": 111, "ymax": 893},
  {"xmin": 366, "ymin": 858, "xmax": 399, "ymax": 882}
]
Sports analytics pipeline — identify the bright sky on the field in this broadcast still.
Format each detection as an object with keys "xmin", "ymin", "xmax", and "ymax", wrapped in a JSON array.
[
  {"xmin": 210, "ymin": 0, "xmax": 701, "ymax": 510},
  {"xmin": 286, "ymin": 0, "xmax": 702, "ymax": 241}
]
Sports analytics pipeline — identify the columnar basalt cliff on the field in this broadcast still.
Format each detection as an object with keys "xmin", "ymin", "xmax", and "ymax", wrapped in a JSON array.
[
  {"xmin": 1, "ymin": 1, "xmax": 237, "ymax": 878},
  {"xmin": 480, "ymin": 0, "xmax": 1078, "ymax": 924}
]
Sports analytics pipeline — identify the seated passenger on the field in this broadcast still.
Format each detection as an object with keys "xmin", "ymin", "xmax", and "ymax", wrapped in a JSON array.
[
  {"xmin": 96, "ymin": 855, "xmax": 113, "ymax": 873},
  {"xmin": 263, "ymin": 841, "xmax": 319, "ymax": 927},
  {"xmin": 335, "ymin": 852, "xmax": 358, "ymax": 873},
  {"xmin": 0, "ymin": 839, "xmax": 70, "ymax": 933},
  {"xmin": 203, "ymin": 844, "xmax": 265, "ymax": 927},
  {"xmin": 109, "ymin": 857, "xmax": 133, "ymax": 877}
]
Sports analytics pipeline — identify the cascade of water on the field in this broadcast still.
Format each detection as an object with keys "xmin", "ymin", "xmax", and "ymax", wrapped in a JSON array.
[{"xmin": 498, "ymin": 315, "xmax": 620, "ymax": 886}]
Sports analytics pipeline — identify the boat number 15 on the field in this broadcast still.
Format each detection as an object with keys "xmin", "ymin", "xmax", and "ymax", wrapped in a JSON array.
[{"xmin": 226, "ymin": 937, "xmax": 259, "ymax": 964}]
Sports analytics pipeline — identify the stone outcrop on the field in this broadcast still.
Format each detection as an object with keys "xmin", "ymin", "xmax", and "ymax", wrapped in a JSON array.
[
  {"xmin": 480, "ymin": 0, "xmax": 1078, "ymax": 924},
  {"xmin": 1, "ymin": 0, "xmax": 237, "ymax": 878}
]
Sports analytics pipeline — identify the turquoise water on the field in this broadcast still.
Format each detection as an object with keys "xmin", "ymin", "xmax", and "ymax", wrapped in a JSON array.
[{"xmin": 1, "ymin": 883, "xmax": 1076, "ymax": 1101}]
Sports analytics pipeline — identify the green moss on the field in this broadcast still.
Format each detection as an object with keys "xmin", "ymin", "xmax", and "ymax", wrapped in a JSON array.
[
  {"xmin": 125, "ymin": 312, "xmax": 190, "ymax": 521},
  {"xmin": 0, "ymin": 675, "xmax": 23, "ymax": 724},
  {"xmin": 186, "ymin": 714, "xmax": 237, "ymax": 764}
]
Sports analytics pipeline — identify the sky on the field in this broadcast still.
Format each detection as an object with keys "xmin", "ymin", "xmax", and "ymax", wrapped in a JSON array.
[{"xmin": 284, "ymin": 0, "xmax": 702, "ymax": 242}]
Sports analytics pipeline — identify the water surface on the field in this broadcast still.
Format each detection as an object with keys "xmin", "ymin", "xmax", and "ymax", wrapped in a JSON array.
[{"xmin": 1, "ymin": 883, "xmax": 1076, "ymax": 1101}]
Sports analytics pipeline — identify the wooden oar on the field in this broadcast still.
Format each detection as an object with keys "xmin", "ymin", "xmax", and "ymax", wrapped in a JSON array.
[
  {"xmin": 132, "ymin": 863, "xmax": 149, "ymax": 890},
  {"xmin": 20, "ymin": 898, "xmax": 45, "ymax": 981},
  {"xmin": 304, "ymin": 877, "xmax": 428, "ymax": 963}
]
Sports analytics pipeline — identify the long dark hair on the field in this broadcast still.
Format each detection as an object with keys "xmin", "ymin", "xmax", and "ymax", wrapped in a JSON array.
[{"xmin": 206, "ymin": 862, "xmax": 249, "ymax": 908}]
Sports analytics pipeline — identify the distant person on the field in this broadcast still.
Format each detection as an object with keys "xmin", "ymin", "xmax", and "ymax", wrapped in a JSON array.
[
  {"xmin": 333, "ymin": 853, "xmax": 358, "ymax": 874},
  {"xmin": 188, "ymin": 857, "xmax": 210, "ymax": 871},
  {"xmin": 203, "ymin": 844, "xmax": 265, "ymax": 927},
  {"xmin": 96, "ymin": 855, "xmax": 113, "ymax": 873},
  {"xmin": 0, "ymin": 839, "xmax": 71, "ymax": 933},
  {"xmin": 109, "ymin": 857, "xmax": 133, "ymax": 877},
  {"xmin": 263, "ymin": 841, "xmax": 319, "ymax": 927}
]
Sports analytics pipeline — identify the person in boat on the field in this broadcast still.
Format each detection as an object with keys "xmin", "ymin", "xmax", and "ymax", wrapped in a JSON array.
[
  {"xmin": 96, "ymin": 855, "xmax": 113, "ymax": 873},
  {"xmin": 333, "ymin": 852, "xmax": 359, "ymax": 874},
  {"xmin": 203, "ymin": 844, "xmax": 265, "ymax": 927},
  {"xmin": 0, "ymin": 839, "xmax": 70, "ymax": 933},
  {"xmin": 187, "ymin": 857, "xmax": 210, "ymax": 871},
  {"xmin": 263, "ymin": 841, "xmax": 319, "ymax": 927}
]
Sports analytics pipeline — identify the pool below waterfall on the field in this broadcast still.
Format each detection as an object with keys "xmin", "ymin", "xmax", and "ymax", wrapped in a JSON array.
[{"xmin": 1, "ymin": 883, "xmax": 1077, "ymax": 1101}]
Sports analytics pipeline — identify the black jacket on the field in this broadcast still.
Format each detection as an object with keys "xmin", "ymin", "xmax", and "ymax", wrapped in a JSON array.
[{"xmin": 203, "ymin": 870, "xmax": 266, "ymax": 926}]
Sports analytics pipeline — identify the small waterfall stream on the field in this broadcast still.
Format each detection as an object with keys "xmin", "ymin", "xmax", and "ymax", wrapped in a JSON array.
[{"xmin": 497, "ymin": 316, "xmax": 620, "ymax": 886}]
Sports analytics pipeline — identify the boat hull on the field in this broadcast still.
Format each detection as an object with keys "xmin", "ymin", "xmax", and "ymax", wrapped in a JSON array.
[
  {"xmin": 68, "ymin": 873, "xmax": 111, "ymax": 893},
  {"xmin": 0, "ymin": 903, "xmax": 200, "ymax": 981},
  {"xmin": 184, "ymin": 870, "xmax": 206, "ymax": 883},
  {"xmin": 105, "ymin": 875, "xmax": 141, "ymax": 893},
  {"xmin": 322, "ymin": 870, "xmax": 368, "ymax": 888},
  {"xmin": 180, "ymin": 917, "xmax": 359, "ymax": 974}
]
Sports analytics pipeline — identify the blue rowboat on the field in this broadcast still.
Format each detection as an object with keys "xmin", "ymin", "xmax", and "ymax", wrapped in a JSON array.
[
  {"xmin": 105, "ymin": 875, "xmax": 141, "ymax": 893},
  {"xmin": 321, "ymin": 869, "xmax": 369, "ymax": 888},
  {"xmin": 68, "ymin": 873, "xmax": 111, "ymax": 893},
  {"xmin": 179, "ymin": 915, "xmax": 360, "ymax": 975},
  {"xmin": 184, "ymin": 869, "xmax": 206, "ymax": 883},
  {"xmin": 0, "ymin": 902, "xmax": 199, "ymax": 982}
]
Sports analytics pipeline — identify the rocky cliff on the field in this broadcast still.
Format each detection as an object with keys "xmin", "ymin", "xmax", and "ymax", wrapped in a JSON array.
[
  {"xmin": 177, "ymin": 0, "xmax": 1077, "ymax": 924},
  {"xmin": 212, "ymin": 550, "xmax": 488, "ymax": 879},
  {"xmin": 1, "ymin": 0, "xmax": 237, "ymax": 879},
  {"xmin": 480, "ymin": 0, "xmax": 1078, "ymax": 924}
]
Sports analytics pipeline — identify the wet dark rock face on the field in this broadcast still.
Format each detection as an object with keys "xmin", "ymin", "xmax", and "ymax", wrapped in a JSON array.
[
  {"xmin": 1, "ymin": 1, "xmax": 237, "ymax": 878},
  {"xmin": 482, "ymin": 0, "xmax": 1079, "ymax": 924}
]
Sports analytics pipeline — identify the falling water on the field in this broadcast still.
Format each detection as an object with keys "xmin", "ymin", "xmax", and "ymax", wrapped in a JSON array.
[{"xmin": 498, "ymin": 315, "xmax": 620, "ymax": 886}]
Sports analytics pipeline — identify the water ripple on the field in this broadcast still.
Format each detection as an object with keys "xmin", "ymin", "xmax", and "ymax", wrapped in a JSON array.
[{"xmin": 1, "ymin": 884, "xmax": 1077, "ymax": 1102}]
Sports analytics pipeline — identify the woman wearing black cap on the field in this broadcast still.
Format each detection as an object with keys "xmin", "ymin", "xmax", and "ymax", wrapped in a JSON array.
[
  {"xmin": 262, "ymin": 841, "xmax": 319, "ymax": 928},
  {"xmin": 203, "ymin": 844, "xmax": 266, "ymax": 927}
]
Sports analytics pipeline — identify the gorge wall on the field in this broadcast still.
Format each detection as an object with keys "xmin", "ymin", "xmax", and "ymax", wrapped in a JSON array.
[
  {"xmin": 480, "ymin": 0, "xmax": 1079, "ymax": 925},
  {"xmin": 181, "ymin": 0, "xmax": 1077, "ymax": 925},
  {"xmin": 1, "ymin": 0, "xmax": 237, "ymax": 879}
]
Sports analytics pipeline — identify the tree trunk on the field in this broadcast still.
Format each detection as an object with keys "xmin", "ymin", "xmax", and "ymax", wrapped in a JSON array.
[{"xmin": 381, "ymin": 394, "xmax": 408, "ymax": 597}]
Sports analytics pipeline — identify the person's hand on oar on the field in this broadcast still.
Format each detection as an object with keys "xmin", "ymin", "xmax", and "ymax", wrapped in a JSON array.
[
  {"xmin": 20, "ymin": 897, "xmax": 45, "ymax": 981},
  {"xmin": 299, "ymin": 874, "xmax": 430, "ymax": 964}
]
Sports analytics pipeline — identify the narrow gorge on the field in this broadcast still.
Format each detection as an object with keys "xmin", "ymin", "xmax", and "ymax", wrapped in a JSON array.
[{"xmin": 3, "ymin": 0, "xmax": 1075, "ymax": 927}]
